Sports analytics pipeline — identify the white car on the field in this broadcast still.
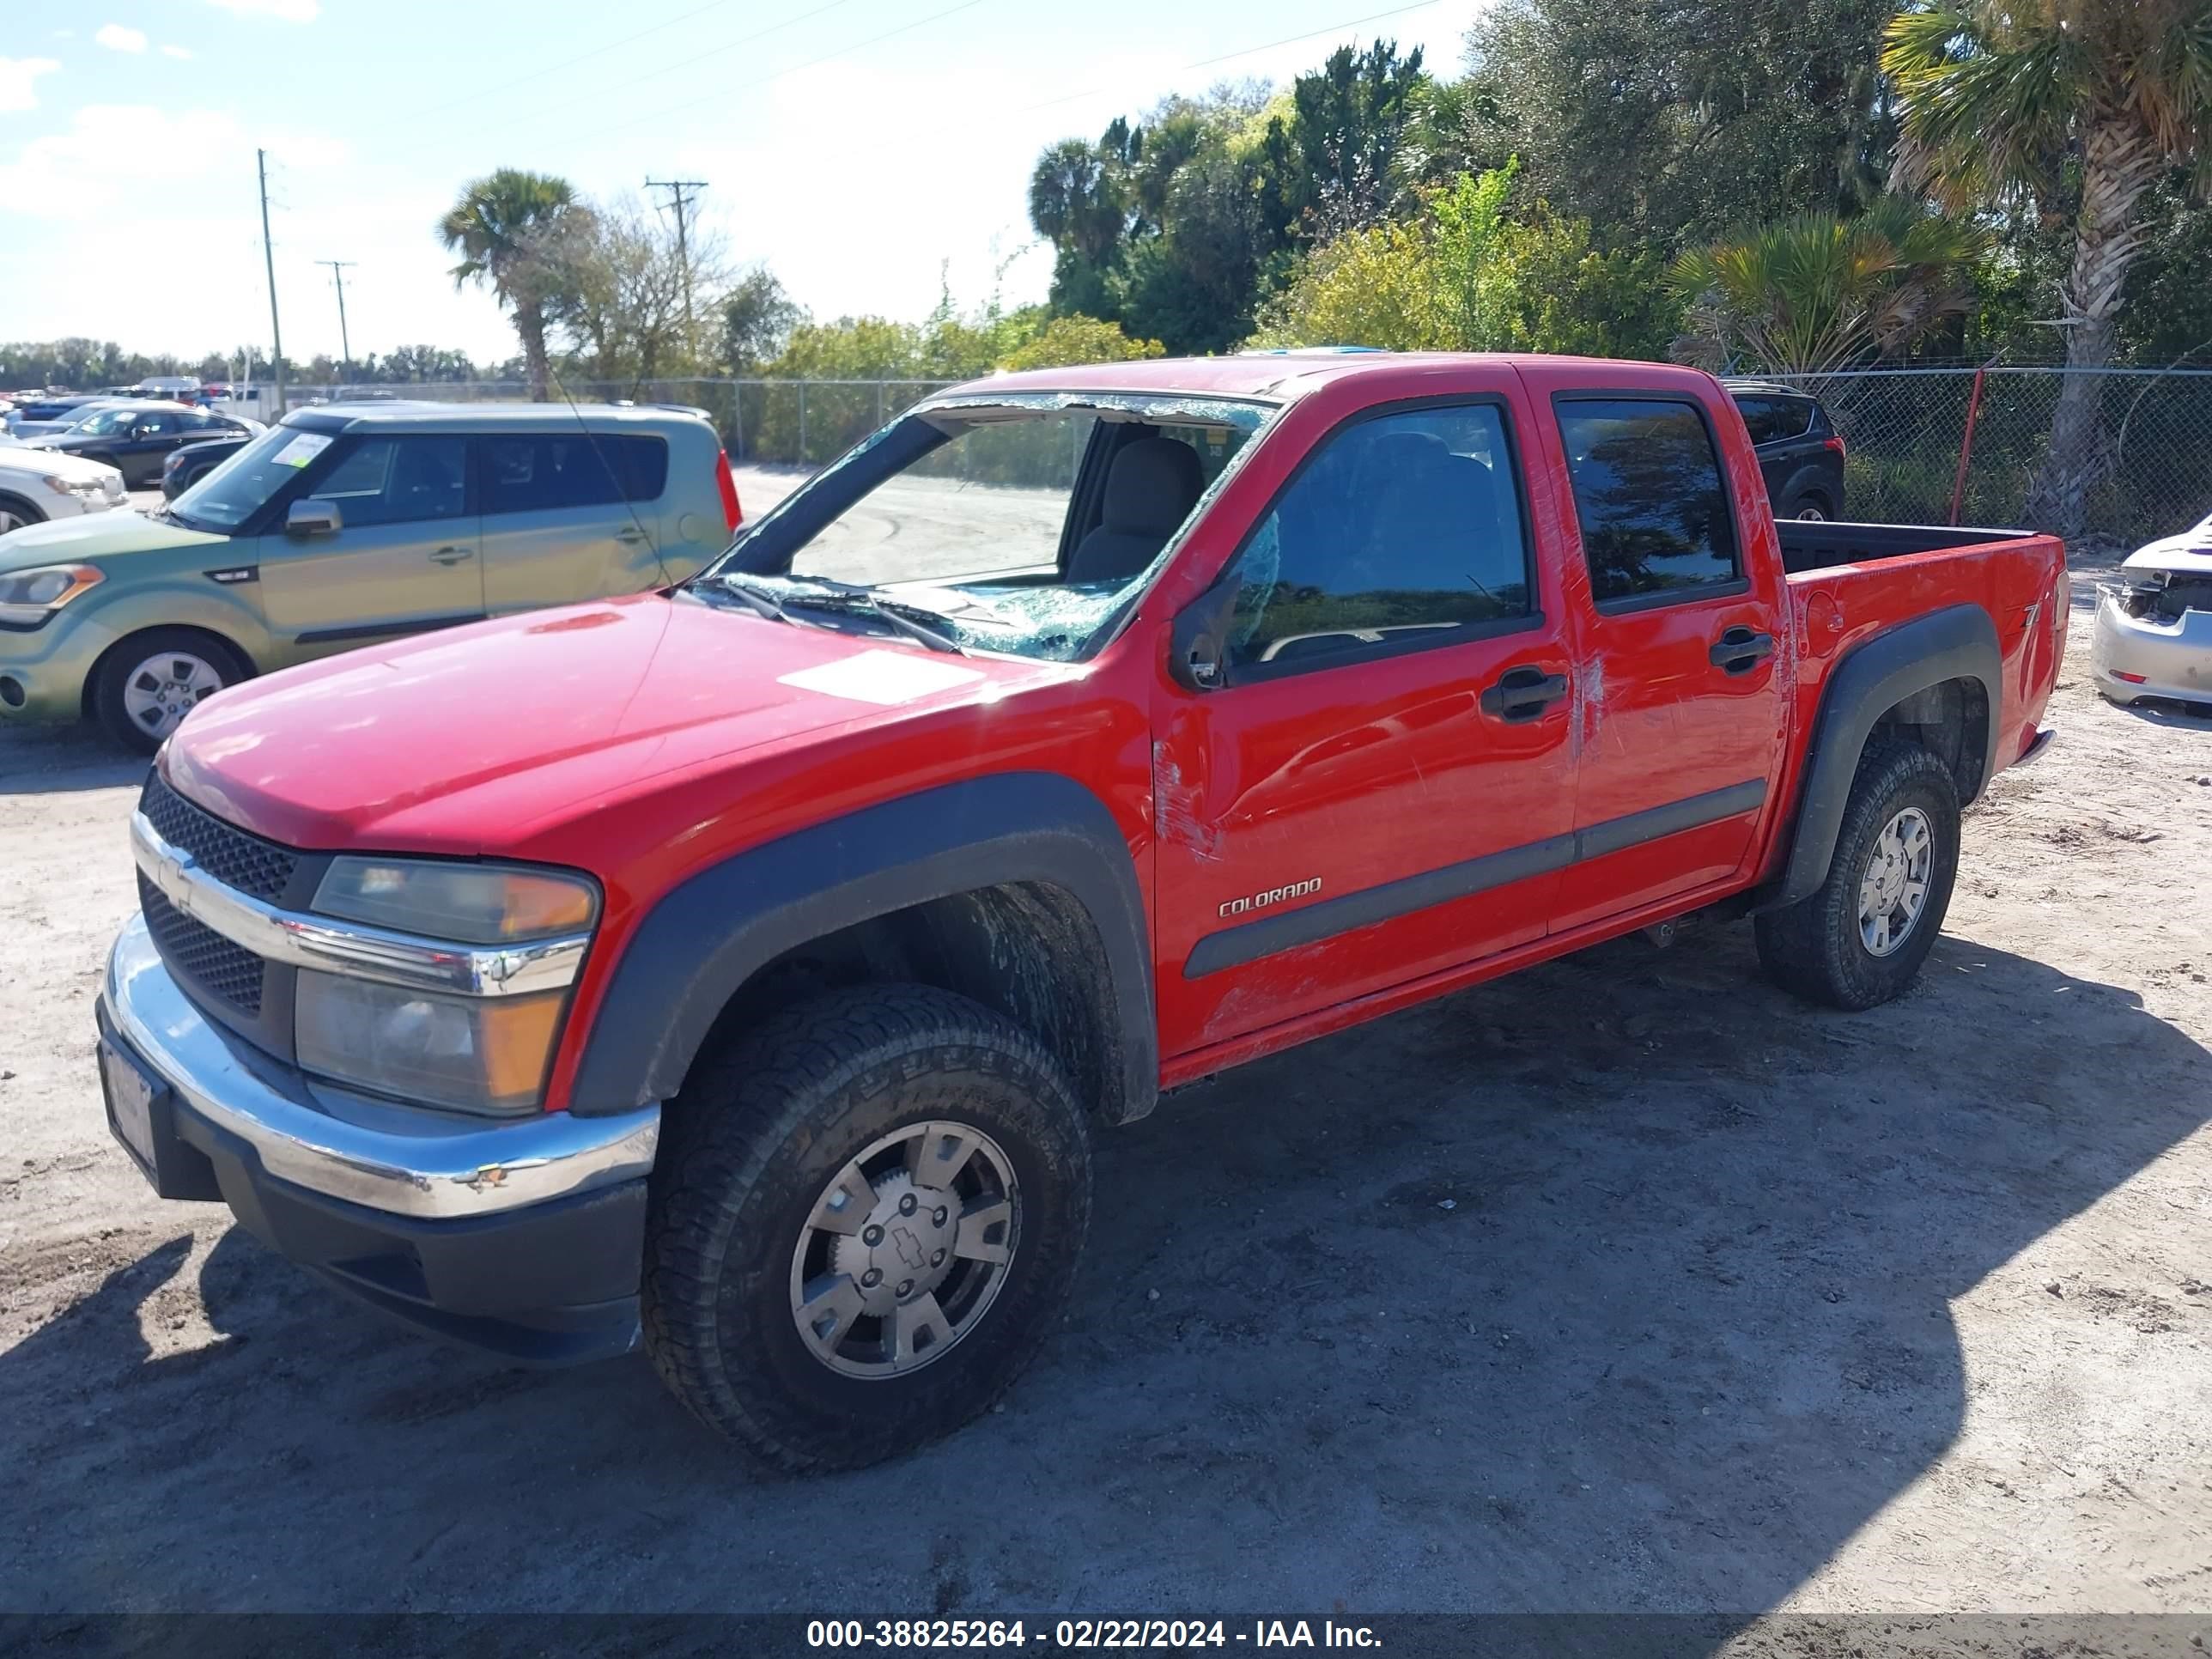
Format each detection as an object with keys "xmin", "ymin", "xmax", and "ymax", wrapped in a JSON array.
[
  {"xmin": 2093, "ymin": 509, "xmax": 2212, "ymax": 709},
  {"xmin": 0, "ymin": 445, "xmax": 130, "ymax": 537}
]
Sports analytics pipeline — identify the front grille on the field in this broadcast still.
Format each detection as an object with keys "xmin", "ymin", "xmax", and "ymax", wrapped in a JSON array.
[
  {"xmin": 138, "ymin": 873, "xmax": 265, "ymax": 1013},
  {"xmin": 139, "ymin": 775, "xmax": 299, "ymax": 901}
]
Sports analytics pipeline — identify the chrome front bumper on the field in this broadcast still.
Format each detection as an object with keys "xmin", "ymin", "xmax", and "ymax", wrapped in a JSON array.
[
  {"xmin": 2092, "ymin": 588, "xmax": 2212, "ymax": 703},
  {"xmin": 102, "ymin": 914, "xmax": 658, "ymax": 1221}
]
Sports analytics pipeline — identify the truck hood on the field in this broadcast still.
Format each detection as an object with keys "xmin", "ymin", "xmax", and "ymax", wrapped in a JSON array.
[
  {"xmin": 0, "ymin": 508, "xmax": 225, "ymax": 569},
  {"xmin": 164, "ymin": 593, "xmax": 1071, "ymax": 854}
]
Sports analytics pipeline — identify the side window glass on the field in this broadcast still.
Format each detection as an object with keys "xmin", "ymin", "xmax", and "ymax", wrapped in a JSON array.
[
  {"xmin": 311, "ymin": 436, "xmax": 469, "ymax": 528},
  {"xmin": 1557, "ymin": 398, "xmax": 1742, "ymax": 606},
  {"xmin": 1224, "ymin": 404, "xmax": 1535, "ymax": 675},
  {"xmin": 1733, "ymin": 398, "xmax": 1779, "ymax": 445},
  {"xmin": 1774, "ymin": 399, "xmax": 1814, "ymax": 440},
  {"xmin": 483, "ymin": 435, "xmax": 652, "ymax": 514}
]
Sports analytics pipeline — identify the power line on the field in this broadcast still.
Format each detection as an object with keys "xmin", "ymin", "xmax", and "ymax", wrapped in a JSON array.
[
  {"xmin": 790, "ymin": 0, "xmax": 1453, "ymax": 175},
  {"xmin": 645, "ymin": 179, "xmax": 708, "ymax": 339},
  {"xmin": 319, "ymin": 260, "xmax": 358, "ymax": 377},
  {"xmin": 1184, "ymin": 0, "xmax": 1442, "ymax": 71},
  {"xmin": 398, "ymin": 0, "xmax": 742, "ymax": 126},
  {"xmin": 591, "ymin": 0, "xmax": 992, "ymax": 145},
  {"xmin": 386, "ymin": 0, "xmax": 861, "ymax": 167}
]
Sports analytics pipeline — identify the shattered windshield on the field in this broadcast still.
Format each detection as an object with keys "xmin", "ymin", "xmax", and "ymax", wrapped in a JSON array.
[{"xmin": 691, "ymin": 391, "xmax": 1278, "ymax": 662}]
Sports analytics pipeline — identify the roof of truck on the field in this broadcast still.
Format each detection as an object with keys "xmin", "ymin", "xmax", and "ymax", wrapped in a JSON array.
[{"xmin": 957, "ymin": 349, "xmax": 1715, "ymax": 404}]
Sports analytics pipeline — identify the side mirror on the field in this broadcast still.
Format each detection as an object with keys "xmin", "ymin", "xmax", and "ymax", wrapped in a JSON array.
[
  {"xmin": 1168, "ymin": 562, "xmax": 1242, "ymax": 693},
  {"xmin": 286, "ymin": 499, "xmax": 342, "ymax": 538}
]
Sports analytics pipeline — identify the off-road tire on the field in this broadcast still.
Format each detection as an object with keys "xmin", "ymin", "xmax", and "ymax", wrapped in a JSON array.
[
  {"xmin": 1755, "ymin": 742, "xmax": 1960, "ymax": 1010},
  {"xmin": 92, "ymin": 627, "xmax": 249, "ymax": 754},
  {"xmin": 641, "ymin": 983, "xmax": 1092, "ymax": 1474}
]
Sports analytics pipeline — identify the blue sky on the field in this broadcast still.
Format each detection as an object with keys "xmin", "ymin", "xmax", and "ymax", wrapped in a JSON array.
[{"xmin": 0, "ymin": 0, "xmax": 1479, "ymax": 370}]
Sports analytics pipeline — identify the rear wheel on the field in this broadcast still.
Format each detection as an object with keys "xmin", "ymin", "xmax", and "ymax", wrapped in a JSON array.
[
  {"xmin": 642, "ymin": 984, "xmax": 1091, "ymax": 1474},
  {"xmin": 1755, "ymin": 743, "xmax": 1960, "ymax": 1010},
  {"xmin": 0, "ymin": 494, "xmax": 46, "ymax": 536},
  {"xmin": 1788, "ymin": 494, "xmax": 1832, "ymax": 521},
  {"xmin": 92, "ymin": 629, "xmax": 247, "ymax": 753}
]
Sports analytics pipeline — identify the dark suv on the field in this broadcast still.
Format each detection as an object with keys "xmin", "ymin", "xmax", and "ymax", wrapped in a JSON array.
[{"xmin": 1724, "ymin": 380, "xmax": 1846, "ymax": 521}]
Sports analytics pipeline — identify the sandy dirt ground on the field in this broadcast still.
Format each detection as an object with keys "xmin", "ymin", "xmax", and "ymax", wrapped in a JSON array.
[{"xmin": 0, "ymin": 524, "xmax": 2208, "ymax": 1636}]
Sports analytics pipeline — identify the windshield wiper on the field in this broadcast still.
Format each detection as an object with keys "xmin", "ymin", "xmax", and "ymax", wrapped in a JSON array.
[
  {"xmin": 783, "ymin": 590, "xmax": 968, "ymax": 655},
  {"xmin": 694, "ymin": 572, "xmax": 803, "ymax": 626}
]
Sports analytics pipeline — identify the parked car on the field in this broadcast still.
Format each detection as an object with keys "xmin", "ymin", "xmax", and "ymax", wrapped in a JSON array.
[
  {"xmin": 5, "ymin": 394, "xmax": 106, "ymax": 440},
  {"xmin": 2093, "ymin": 507, "xmax": 2212, "ymax": 709},
  {"xmin": 161, "ymin": 433, "xmax": 255, "ymax": 498},
  {"xmin": 1723, "ymin": 380, "xmax": 1848, "ymax": 520},
  {"xmin": 0, "ymin": 444, "xmax": 129, "ymax": 534},
  {"xmin": 27, "ymin": 401, "xmax": 258, "ymax": 488},
  {"xmin": 0, "ymin": 401, "xmax": 744, "ymax": 749},
  {"xmin": 88, "ymin": 351, "xmax": 2066, "ymax": 1471}
]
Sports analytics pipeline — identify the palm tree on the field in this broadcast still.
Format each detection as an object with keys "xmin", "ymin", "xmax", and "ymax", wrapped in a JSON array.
[
  {"xmin": 1883, "ymin": 1, "xmax": 2212, "ymax": 537},
  {"xmin": 1670, "ymin": 199, "xmax": 1990, "ymax": 378},
  {"xmin": 437, "ymin": 169, "xmax": 581, "ymax": 401}
]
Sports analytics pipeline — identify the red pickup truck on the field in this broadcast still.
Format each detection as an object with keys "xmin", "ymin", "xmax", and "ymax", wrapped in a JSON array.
[{"xmin": 98, "ymin": 353, "xmax": 2064, "ymax": 1472}]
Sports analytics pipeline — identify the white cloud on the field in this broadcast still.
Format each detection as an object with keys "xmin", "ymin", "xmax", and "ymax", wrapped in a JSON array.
[
  {"xmin": 0, "ymin": 57, "xmax": 60, "ymax": 112},
  {"xmin": 95, "ymin": 23, "xmax": 149, "ymax": 52},
  {"xmin": 0, "ymin": 104, "xmax": 349, "ymax": 219},
  {"xmin": 161, "ymin": 44, "xmax": 195, "ymax": 60},
  {"xmin": 205, "ymin": 0, "xmax": 321, "ymax": 21}
]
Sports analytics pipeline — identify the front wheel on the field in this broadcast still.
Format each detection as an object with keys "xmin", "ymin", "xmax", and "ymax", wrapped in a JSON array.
[
  {"xmin": 1755, "ymin": 743, "xmax": 1960, "ymax": 1010},
  {"xmin": 92, "ymin": 629, "xmax": 246, "ymax": 753},
  {"xmin": 0, "ymin": 493, "xmax": 46, "ymax": 536},
  {"xmin": 642, "ymin": 984, "xmax": 1092, "ymax": 1474}
]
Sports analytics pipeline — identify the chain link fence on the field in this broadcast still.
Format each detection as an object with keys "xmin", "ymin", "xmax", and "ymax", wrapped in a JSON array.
[
  {"xmin": 1758, "ymin": 367, "xmax": 2212, "ymax": 544},
  {"xmin": 276, "ymin": 378, "xmax": 959, "ymax": 470},
  {"xmin": 278, "ymin": 367, "xmax": 2212, "ymax": 544}
]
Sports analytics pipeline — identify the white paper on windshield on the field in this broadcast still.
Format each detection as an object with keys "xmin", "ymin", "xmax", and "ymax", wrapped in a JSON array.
[
  {"xmin": 270, "ymin": 432, "xmax": 331, "ymax": 469},
  {"xmin": 778, "ymin": 649, "xmax": 984, "ymax": 706}
]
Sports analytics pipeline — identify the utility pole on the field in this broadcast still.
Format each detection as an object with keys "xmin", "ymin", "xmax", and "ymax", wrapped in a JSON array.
[
  {"xmin": 319, "ymin": 260, "xmax": 357, "ymax": 380},
  {"xmin": 257, "ymin": 148, "xmax": 286, "ymax": 417},
  {"xmin": 645, "ymin": 177, "xmax": 708, "ymax": 343}
]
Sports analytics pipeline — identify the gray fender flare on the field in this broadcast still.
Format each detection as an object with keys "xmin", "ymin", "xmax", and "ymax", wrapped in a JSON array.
[
  {"xmin": 567, "ymin": 771, "xmax": 1157, "ymax": 1123},
  {"xmin": 1768, "ymin": 603, "xmax": 2002, "ymax": 908}
]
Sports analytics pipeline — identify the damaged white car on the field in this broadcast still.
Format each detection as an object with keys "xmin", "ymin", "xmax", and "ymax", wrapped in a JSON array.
[{"xmin": 2094, "ymin": 509, "xmax": 2212, "ymax": 709}]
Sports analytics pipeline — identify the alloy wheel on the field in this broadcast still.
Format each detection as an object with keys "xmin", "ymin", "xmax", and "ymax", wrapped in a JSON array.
[
  {"xmin": 787, "ymin": 1119, "xmax": 1019, "ymax": 1380},
  {"xmin": 1858, "ymin": 806, "xmax": 1933, "ymax": 957},
  {"xmin": 120, "ymin": 650, "xmax": 225, "ymax": 740}
]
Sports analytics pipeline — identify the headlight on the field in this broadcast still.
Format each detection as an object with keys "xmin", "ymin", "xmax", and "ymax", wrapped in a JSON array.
[
  {"xmin": 295, "ymin": 972, "xmax": 569, "ymax": 1116},
  {"xmin": 40, "ymin": 473, "xmax": 103, "ymax": 498},
  {"xmin": 313, "ymin": 857, "xmax": 599, "ymax": 943},
  {"xmin": 0, "ymin": 563, "xmax": 102, "ymax": 624},
  {"xmin": 299, "ymin": 860, "xmax": 599, "ymax": 1114}
]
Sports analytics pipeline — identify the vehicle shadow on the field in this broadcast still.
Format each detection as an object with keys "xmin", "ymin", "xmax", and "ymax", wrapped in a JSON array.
[
  {"xmin": 2116, "ymin": 697, "xmax": 2212, "ymax": 729},
  {"xmin": 1, "ymin": 927, "xmax": 2204, "ymax": 1631},
  {"xmin": 0, "ymin": 726, "xmax": 143, "ymax": 794}
]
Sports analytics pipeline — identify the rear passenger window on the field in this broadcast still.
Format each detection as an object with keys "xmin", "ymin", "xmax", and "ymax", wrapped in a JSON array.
[
  {"xmin": 1769, "ymin": 398, "xmax": 1814, "ymax": 440},
  {"xmin": 1557, "ymin": 398, "xmax": 1742, "ymax": 606},
  {"xmin": 1224, "ymin": 404, "xmax": 1534, "ymax": 676},
  {"xmin": 1733, "ymin": 398, "xmax": 1780, "ymax": 445},
  {"xmin": 483, "ymin": 434, "xmax": 669, "ymax": 514}
]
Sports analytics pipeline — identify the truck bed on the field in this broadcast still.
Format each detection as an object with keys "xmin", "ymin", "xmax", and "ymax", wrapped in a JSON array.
[{"xmin": 1777, "ymin": 520, "xmax": 2042, "ymax": 576}]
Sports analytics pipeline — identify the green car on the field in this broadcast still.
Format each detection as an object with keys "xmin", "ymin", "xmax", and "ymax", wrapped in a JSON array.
[{"xmin": 0, "ymin": 401, "xmax": 743, "ymax": 751}]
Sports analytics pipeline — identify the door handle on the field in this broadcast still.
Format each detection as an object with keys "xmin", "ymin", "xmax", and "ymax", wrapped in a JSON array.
[
  {"xmin": 1480, "ymin": 664, "xmax": 1571, "ymax": 722},
  {"xmin": 428, "ymin": 545, "xmax": 474, "ymax": 565},
  {"xmin": 615, "ymin": 527, "xmax": 648, "ymax": 546},
  {"xmin": 1709, "ymin": 626, "xmax": 1776, "ymax": 674}
]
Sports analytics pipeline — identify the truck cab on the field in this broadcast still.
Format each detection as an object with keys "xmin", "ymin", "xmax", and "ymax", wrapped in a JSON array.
[{"xmin": 95, "ymin": 353, "xmax": 2065, "ymax": 1474}]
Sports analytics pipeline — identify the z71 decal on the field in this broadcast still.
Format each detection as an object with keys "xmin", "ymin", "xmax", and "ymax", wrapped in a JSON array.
[{"xmin": 1218, "ymin": 878, "xmax": 1322, "ymax": 919}]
